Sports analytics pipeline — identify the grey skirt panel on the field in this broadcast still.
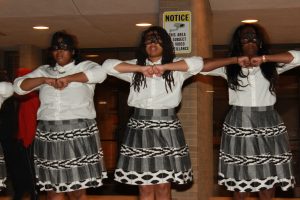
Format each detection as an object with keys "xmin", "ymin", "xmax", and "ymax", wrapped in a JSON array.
[{"xmin": 219, "ymin": 106, "xmax": 295, "ymax": 192}]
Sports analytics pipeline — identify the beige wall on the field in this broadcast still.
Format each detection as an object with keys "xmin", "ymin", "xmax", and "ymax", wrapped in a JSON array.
[{"xmin": 19, "ymin": 44, "xmax": 42, "ymax": 70}]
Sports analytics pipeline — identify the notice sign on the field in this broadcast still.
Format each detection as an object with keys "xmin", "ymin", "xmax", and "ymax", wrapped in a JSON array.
[{"xmin": 163, "ymin": 11, "xmax": 191, "ymax": 54}]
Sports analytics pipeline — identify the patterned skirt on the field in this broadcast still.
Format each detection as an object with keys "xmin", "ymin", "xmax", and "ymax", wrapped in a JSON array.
[
  {"xmin": 0, "ymin": 144, "xmax": 6, "ymax": 189},
  {"xmin": 114, "ymin": 108, "xmax": 193, "ymax": 185},
  {"xmin": 218, "ymin": 106, "xmax": 295, "ymax": 192},
  {"xmin": 35, "ymin": 119, "xmax": 107, "ymax": 192}
]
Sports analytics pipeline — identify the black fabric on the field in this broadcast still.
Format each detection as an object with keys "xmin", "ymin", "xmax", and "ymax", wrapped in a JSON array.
[
  {"xmin": 0, "ymin": 97, "xmax": 18, "ymax": 140},
  {"xmin": 0, "ymin": 96, "xmax": 37, "ymax": 200}
]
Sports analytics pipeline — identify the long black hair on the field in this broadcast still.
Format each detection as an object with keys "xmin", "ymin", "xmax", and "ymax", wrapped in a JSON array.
[
  {"xmin": 48, "ymin": 31, "xmax": 83, "ymax": 67},
  {"xmin": 226, "ymin": 24, "xmax": 278, "ymax": 94},
  {"xmin": 133, "ymin": 26, "xmax": 175, "ymax": 92}
]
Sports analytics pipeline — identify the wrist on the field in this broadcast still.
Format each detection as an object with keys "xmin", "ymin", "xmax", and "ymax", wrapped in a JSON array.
[
  {"xmin": 65, "ymin": 75, "xmax": 72, "ymax": 83},
  {"xmin": 162, "ymin": 64, "xmax": 168, "ymax": 71},
  {"xmin": 42, "ymin": 77, "xmax": 47, "ymax": 84},
  {"xmin": 137, "ymin": 65, "xmax": 144, "ymax": 73}
]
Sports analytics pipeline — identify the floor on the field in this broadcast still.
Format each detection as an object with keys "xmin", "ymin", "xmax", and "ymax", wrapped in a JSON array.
[{"xmin": 0, "ymin": 195, "xmax": 138, "ymax": 200}]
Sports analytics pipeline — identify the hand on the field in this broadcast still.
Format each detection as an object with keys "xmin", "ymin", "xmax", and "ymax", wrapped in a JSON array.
[
  {"xmin": 250, "ymin": 56, "xmax": 264, "ymax": 66},
  {"xmin": 56, "ymin": 77, "xmax": 70, "ymax": 90},
  {"xmin": 237, "ymin": 56, "xmax": 250, "ymax": 68},
  {"xmin": 141, "ymin": 66, "xmax": 153, "ymax": 77},
  {"xmin": 44, "ymin": 78, "xmax": 57, "ymax": 88},
  {"xmin": 152, "ymin": 65, "xmax": 165, "ymax": 77}
]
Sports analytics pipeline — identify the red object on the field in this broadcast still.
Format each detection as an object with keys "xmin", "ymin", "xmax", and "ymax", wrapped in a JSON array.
[{"xmin": 16, "ymin": 68, "xmax": 40, "ymax": 147}]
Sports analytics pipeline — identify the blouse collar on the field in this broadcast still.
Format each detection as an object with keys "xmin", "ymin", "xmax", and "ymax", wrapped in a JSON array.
[
  {"xmin": 146, "ymin": 58, "xmax": 162, "ymax": 66},
  {"xmin": 53, "ymin": 61, "xmax": 75, "ymax": 74}
]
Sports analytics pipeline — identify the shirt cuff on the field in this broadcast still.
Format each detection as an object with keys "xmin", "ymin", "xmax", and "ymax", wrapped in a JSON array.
[
  {"xmin": 288, "ymin": 50, "xmax": 300, "ymax": 65},
  {"xmin": 13, "ymin": 78, "xmax": 31, "ymax": 95},
  {"xmin": 183, "ymin": 56, "xmax": 204, "ymax": 74},
  {"xmin": 102, "ymin": 59, "xmax": 123, "ymax": 75},
  {"xmin": 84, "ymin": 66, "xmax": 107, "ymax": 84}
]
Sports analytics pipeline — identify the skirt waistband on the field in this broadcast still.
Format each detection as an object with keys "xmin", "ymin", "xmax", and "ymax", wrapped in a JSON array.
[
  {"xmin": 38, "ymin": 118, "xmax": 95, "ymax": 126},
  {"xmin": 133, "ymin": 108, "xmax": 176, "ymax": 117},
  {"xmin": 231, "ymin": 105, "xmax": 274, "ymax": 112}
]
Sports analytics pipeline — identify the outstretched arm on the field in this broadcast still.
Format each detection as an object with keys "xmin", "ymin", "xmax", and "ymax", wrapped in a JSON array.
[
  {"xmin": 152, "ymin": 60, "xmax": 189, "ymax": 76},
  {"xmin": 55, "ymin": 72, "xmax": 89, "ymax": 89},
  {"xmin": 251, "ymin": 52, "xmax": 294, "ymax": 66},
  {"xmin": 202, "ymin": 56, "xmax": 250, "ymax": 72},
  {"xmin": 20, "ymin": 77, "xmax": 56, "ymax": 91},
  {"xmin": 114, "ymin": 62, "xmax": 153, "ymax": 77}
]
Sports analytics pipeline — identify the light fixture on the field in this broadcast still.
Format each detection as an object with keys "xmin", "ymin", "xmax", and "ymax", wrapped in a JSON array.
[
  {"xmin": 33, "ymin": 26, "xmax": 49, "ymax": 30},
  {"xmin": 241, "ymin": 19, "xmax": 258, "ymax": 23},
  {"xmin": 136, "ymin": 23, "xmax": 152, "ymax": 27},
  {"xmin": 85, "ymin": 54, "xmax": 99, "ymax": 58}
]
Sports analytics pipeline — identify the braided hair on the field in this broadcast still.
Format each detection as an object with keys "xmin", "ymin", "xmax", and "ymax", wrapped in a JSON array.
[
  {"xmin": 226, "ymin": 24, "xmax": 278, "ymax": 95},
  {"xmin": 133, "ymin": 26, "xmax": 175, "ymax": 92}
]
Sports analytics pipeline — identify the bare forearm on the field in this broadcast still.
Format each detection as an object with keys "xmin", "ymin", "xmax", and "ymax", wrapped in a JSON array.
[
  {"xmin": 264, "ymin": 52, "xmax": 294, "ymax": 64},
  {"xmin": 162, "ymin": 60, "xmax": 188, "ymax": 71},
  {"xmin": 20, "ymin": 77, "xmax": 46, "ymax": 91},
  {"xmin": 114, "ymin": 62, "xmax": 143, "ymax": 73},
  {"xmin": 65, "ymin": 72, "xmax": 88, "ymax": 83},
  {"xmin": 202, "ymin": 57, "xmax": 237, "ymax": 72}
]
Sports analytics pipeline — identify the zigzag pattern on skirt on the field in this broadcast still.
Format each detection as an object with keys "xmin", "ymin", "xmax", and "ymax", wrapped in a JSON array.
[
  {"xmin": 223, "ymin": 123, "xmax": 287, "ymax": 137},
  {"xmin": 218, "ymin": 172, "xmax": 295, "ymax": 192},
  {"xmin": 37, "ymin": 176, "xmax": 106, "ymax": 192},
  {"xmin": 35, "ymin": 150, "xmax": 104, "ymax": 169},
  {"xmin": 127, "ymin": 118, "xmax": 182, "ymax": 129},
  {"xmin": 37, "ymin": 123, "xmax": 99, "ymax": 141},
  {"xmin": 114, "ymin": 168, "xmax": 193, "ymax": 185},
  {"xmin": 219, "ymin": 151, "xmax": 292, "ymax": 165},
  {"xmin": 120, "ymin": 144, "xmax": 189, "ymax": 158}
]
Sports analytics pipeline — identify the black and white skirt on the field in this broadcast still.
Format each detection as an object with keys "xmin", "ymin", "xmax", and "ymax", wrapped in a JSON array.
[
  {"xmin": 218, "ymin": 106, "xmax": 295, "ymax": 192},
  {"xmin": 0, "ymin": 144, "xmax": 6, "ymax": 189},
  {"xmin": 114, "ymin": 108, "xmax": 193, "ymax": 185},
  {"xmin": 35, "ymin": 119, "xmax": 107, "ymax": 192}
]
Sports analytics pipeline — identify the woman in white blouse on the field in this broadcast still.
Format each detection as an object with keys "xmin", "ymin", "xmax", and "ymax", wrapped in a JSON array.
[
  {"xmin": 14, "ymin": 31, "xmax": 107, "ymax": 200},
  {"xmin": 201, "ymin": 24, "xmax": 300, "ymax": 200},
  {"xmin": 0, "ymin": 81, "xmax": 14, "ymax": 190},
  {"xmin": 103, "ymin": 26, "xmax": 248, "ymax": 200}
]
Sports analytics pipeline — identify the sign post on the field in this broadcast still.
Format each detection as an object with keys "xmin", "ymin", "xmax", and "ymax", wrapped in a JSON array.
[{"xmin": 163, "ymin": 11, "xmax": 192, "ymax": 54}]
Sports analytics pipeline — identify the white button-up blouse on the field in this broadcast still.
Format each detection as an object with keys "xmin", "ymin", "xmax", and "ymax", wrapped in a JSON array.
[
  {"xmin": 0, "ymin": 82, "xmax": 14, "ymax": 108},
  {"xmin": 14, "ymin": 61, "xmax": 107, "ymax": 120},
  {"xmin": 103, "ymin": 57, "xmax": 203, "ymax": 109},
  {"xmin": 200, "ymin": 50, "xmax": 300, "ymax": 107}
]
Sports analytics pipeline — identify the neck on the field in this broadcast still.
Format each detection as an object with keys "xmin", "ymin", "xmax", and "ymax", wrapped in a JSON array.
[{"xmin": 148, "ymin": 56, "xmax": 161, "ymax": 63}]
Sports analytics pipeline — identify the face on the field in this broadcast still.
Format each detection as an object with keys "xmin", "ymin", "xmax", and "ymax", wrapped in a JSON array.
[
  {"xmin": 52, "ymin": 49, "xmax": 73, "ymax": 66},
  {"xmin": 240, "ymin": 26, "xmax": 259, "ymax": 57},
  {"xmin": 144, "ymin": 31, "xmax": 163, "ymax": 61}
]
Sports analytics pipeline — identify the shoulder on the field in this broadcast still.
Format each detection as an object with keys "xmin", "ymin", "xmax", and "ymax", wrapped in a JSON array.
[
  {"xmin": 173, "ymin": 57, "xmax": 183, "ymax": 62},
  {"xmin": 38, "ymin": 64, "xmax": 51, "ymax": 71},
  {"xmin": 76, "ymin": 60, "xmax": 100, "ymax": 69},
  {"xmin": 125, "ymin": 59, "xmax": 137, "ymax": 65}
]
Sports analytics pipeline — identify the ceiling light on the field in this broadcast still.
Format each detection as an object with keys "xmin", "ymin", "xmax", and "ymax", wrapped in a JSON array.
[
  {"xmin": 33, "ymin": 26, "xmax": 49, "ymax": 30},
  {"xmin": 241, "ymin": 19, "xmax": 258, "ymax": 23},
  {"xmin": 85, "ymin": 54, "xmax": 99, "ymax": 58},
  {"xmin": 136, "ymin": 23, "xmax": 152, "ymax": 27}
]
